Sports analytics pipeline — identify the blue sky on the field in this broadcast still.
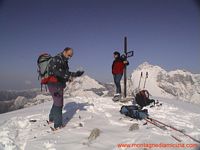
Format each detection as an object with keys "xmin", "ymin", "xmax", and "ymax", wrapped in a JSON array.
[{"xmin": 0, "ymin": 0, "xmax": 199, "ymax": 90}]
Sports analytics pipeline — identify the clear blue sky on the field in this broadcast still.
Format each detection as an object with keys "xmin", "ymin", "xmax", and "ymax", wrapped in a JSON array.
[{"xmin": 0, "ymin": 0, "xmax": 199, "ymax": 90}]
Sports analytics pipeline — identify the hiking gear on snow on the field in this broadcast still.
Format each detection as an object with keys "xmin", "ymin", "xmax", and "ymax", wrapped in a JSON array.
[
  {"xmin": 37, "ymin": 53, "xmax": 53, "ymax": 91},
  {"xmin": 143, "ymin": 72, "xmax": 148, "ymax": 89},
  {"xmin": 145, "ymin": 118, "xmax": 167, "ymax": 130},
  {"xmin": 148, "ymin": 117, "xmax": 200, "ymax": 143},
  {"xmin": 48, "ymin": 84, "xmax": 64, "ymax": 107},
  {"xmin": 135, "ymin": 90, "xmax": 155, "ymax": 108},
  {"xmin": 146, "ymin": 117, "xmax": 200, "ymax": 143},
  {"xmin": 113, "ymin": 74, "xmax": 123, "ymax": 94},
  {"xmin": 120, "ymin": 105, "xmax": 149, "ymax": 120},
  {"xmin": 49, "ymin": 104, "xmax": 63, "ymax": 129},
  {"xmin": 144, "ymin": 118, "xmax": 182, "ymax": 142}
]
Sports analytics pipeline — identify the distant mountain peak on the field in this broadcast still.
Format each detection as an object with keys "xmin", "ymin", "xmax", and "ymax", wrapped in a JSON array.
[
  {"xmin": 136, "ymin": 62, "xmax": 163, "ymax": 73},
  {"xmin": 129, "ymin": 62, "xmax": 200, "ymax": 104},
  {"xmin": 137, "ymin": 61, "xmax": 152, "ymax": 68}
]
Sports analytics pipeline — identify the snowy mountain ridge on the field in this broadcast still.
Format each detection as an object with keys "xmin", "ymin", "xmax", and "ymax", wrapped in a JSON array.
[
  {"xmin": 0, "ymin": 63, "xmax": 199, "ymax": 114},
  {"xmin": 128, "ymin": 62, "xmax": 200, "ymax": 104},
  {"xmin": 0, "ymin": 75, "xmax": 107, "ymax": 114},
  {"xmin": 0, "ymin": 63, "xmax": 200, "ymax": 149}
]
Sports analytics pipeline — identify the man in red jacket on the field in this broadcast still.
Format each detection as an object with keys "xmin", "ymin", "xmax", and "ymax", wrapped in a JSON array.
[{"xmin": 112, "ymin": 51, "xmax": 129, "ymax": 98}]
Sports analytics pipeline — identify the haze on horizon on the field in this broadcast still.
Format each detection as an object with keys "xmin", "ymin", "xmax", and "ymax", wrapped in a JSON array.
[{"xmin": 0, "ymin": 0, "xmax": 199, "ymax": 90}]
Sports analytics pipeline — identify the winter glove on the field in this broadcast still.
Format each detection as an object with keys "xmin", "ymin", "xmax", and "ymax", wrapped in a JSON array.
[
  {"xmin": 123, "ymin": 60, "xmax": 129, "ymax": 66},
  {"xmin": 74, "ymin": 70, "xmax": 84, "ymax": 77}
]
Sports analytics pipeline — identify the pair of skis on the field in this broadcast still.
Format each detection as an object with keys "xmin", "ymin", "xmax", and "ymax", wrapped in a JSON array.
[
  {"xmin": 144, "ymin": 117, "xmax": 200, "ymax": 143},
  {"xmin": 138, "ymin": 72, "xmax": 148, "ymax": 90}
]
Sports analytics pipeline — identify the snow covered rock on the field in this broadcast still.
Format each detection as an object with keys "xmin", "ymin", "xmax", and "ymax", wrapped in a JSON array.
[
  {"xmin": 24, "ymin": 94, "xmax": 52, "ymax": 107},
  {"xmin": 65, "ymin": 75, "xmax": 107, "ymax": 98},
  {"xmin": 13, "ymin": 96, "xmax": 27, "ymax": 109},
  {"xmin": 88, "ymin": 128, "xmax": 101, "ymax": 142}
]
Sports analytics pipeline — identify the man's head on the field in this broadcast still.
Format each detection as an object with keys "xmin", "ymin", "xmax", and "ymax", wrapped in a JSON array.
[
  {"xmin": 113, "ymin": 51, "xmax": 120, "ymax": 59},
  {"xmin": 63, "ymin": 47, "xmax": 73, "ymax": 59}
]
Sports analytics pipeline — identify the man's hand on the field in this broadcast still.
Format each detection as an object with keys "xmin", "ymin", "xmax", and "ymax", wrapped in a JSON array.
[{"xmin": 123, "ymin": 61, "xmax": 128, "ymax": 64}]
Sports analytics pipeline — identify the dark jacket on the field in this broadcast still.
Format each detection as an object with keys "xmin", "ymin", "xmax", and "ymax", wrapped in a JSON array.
[{"xmin": 48, "ymin": 53, "xmax": 75, "ymax": 87}]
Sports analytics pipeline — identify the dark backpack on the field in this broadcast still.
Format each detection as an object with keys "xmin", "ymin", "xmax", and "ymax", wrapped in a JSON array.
[
  {"xmin": 135, "ymin": 90, "xmax": 149, "ymax": 108},
  {"xmin": 120, "ymin": 105, "xmax": 148, "ymax": 120},
  {"xmin": 37, "ymin": 53, "xmax": 52, "ymax": 91}
]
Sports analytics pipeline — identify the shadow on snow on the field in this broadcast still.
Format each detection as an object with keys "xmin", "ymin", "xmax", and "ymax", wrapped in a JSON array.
[{"xmin": 62, "ymin": 101, "xmax": 92, "ymax": 125}]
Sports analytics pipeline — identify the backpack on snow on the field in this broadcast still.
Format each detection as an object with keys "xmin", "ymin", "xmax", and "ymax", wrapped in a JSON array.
[
  {"xmin": 37, "ymin": 53, "xmax": 52, "ymax": 91},
  {"xmin": 135, "ymin": 90, "xmax": 149, "ymax": 108},
  {"xmin": 120, "ymin": 105, "xmax": 148, "ymax": 120}
]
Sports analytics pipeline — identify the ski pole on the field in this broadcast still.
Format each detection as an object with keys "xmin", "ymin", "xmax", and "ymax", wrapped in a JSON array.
[
  {"xmin": 138, "ymin": 72, "xmax": 143, "ymax": 90},
  {"xmin": 143, "ymin": 72, "xmax": 148, "ymax": 89}
]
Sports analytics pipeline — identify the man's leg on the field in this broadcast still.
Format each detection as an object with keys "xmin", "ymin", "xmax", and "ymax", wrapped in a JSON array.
[
  {"xmin": 49, "ymin": 105, "xmax": 55, "ymax": 122},
  {"xmin": 115, "ymin": 74, "xmax": 123, "ymax": 94},
  {"xmin": 48, "ymin": 84, "xmax": 64, "ymax": 128},
  {"xmin": 113, "ymin": 75, "xmax": 118, "ymax": 94},
  {"xmin": 48, "ymin": 85, "xmax": 57, "ymax": 123},
  {"xmin": 53, "ymin": 105, "xmax": 63, "ymax": 128}
]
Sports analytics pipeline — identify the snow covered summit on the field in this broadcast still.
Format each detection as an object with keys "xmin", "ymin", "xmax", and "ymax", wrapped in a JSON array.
[
  {"xmin": 65, "ymin": 75, "xmax": 107, "ymax": 98},
  {"xmin": 129, "ymin": 62, "xmax": 200, "ymax": 104}
]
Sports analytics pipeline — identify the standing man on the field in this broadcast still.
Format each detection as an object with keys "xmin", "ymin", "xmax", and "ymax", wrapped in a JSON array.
[
  {"xmin": 47, "ymin": 47, "xmax": 84, "ymax": 130},
  {"xmin": 112, "ymin": 51, "xmax": 129, "ymax": 101}
]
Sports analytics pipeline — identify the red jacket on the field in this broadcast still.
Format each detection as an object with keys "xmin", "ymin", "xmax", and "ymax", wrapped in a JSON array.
[{"xmin": 112, "ymin": 59, "xmax": 125, "ymax": 74}]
